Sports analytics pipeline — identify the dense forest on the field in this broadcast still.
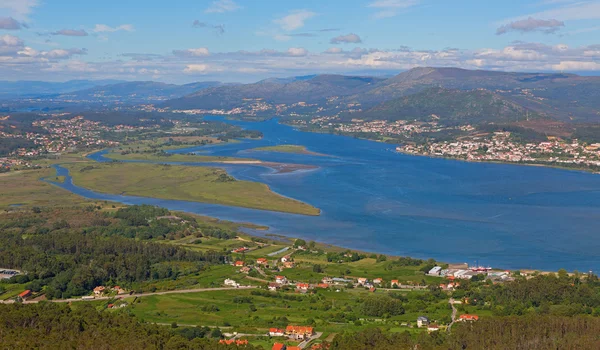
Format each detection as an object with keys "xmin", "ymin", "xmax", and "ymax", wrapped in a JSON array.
[
  {"xmin": 330, "ymin": 316, "xmax": 600, "ymax": 349},
  {"xmin": 0, "ymin": 205, "xmax": 229, "ymax": 299},
  {"xmin": 0, "ymin": 303, "xmax": 259, "ymax": 349}
]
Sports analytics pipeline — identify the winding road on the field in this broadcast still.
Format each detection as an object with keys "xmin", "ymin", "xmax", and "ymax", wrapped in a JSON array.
[{"xmin": 1, "ymin": 286, "xmax": 257, "ymax": 305}]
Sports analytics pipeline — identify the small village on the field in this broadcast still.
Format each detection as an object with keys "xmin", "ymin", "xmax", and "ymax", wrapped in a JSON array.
[
  {"xmin": 0, "ymin": 115, "xmax": 159, "ymax": 170},
  {"xmin": 397, "ymin": 131, "xmax": 600, "ymax": 168}
]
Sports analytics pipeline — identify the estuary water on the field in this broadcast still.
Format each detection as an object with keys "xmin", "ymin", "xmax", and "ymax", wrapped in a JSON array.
[{"xmin": 55, "ymin": 117, "xmax": 600, "ymax": 271}]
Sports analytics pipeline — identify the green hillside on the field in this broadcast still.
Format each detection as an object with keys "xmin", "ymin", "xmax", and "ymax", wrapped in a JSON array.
[{"xmin": 353, "ymin": 87, "xmax": 545, "ymax": 125}]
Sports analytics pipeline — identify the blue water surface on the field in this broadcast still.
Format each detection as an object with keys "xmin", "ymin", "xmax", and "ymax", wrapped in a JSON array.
[{"xmin": 55, "ymin": 117, "xmax": 600, "ymax": 271}]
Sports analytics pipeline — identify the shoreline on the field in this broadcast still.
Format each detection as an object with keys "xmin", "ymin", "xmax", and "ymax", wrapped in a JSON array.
[
  {"xmin": 284, "ymin": 122, "xmax": 600, "ymax": 175},
  {"xmin": 394, "ymin": 148, "xmax": 600, "ymax": 175}
]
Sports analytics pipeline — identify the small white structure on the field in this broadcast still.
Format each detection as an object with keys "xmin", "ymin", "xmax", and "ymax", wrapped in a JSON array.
[
  {"xmin": 428, "ymin": 266, "xmax": 442, "ymax": 276},
  {"xmin": 428, "ymin": 324, "xmax": 440, "ymax": 332},
  {"xmin": 275, "ymin": 275, "xmax": 288, "ymax": 285},
  {"xmin": 224, "ymin": 279, "xmax": 239, "ymax": 287}
]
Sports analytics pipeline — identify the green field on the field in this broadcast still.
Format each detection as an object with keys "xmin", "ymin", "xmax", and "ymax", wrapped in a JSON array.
[
  {"xmin": 106, "ymin": 151, "xmax": 250, "ymax": 163},
  {"xmin": 127, "ymin": 287, "xmax": 450, "ymax": 334},
  {"xmin": 63, "ymin": 162, "xmax": 320, "ymax": 215},
  {"xmin": 0, "ymin": 169, "xmax": 88, "ymax": 209},
  {"xmin": 251, "ymin": 145, "xmax": 322, "ymax": 156}
]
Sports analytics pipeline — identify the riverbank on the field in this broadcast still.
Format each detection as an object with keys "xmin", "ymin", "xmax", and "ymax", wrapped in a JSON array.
[
  {"xmin": 286, "ymin": 122, "xmax": 600, "ymax": 175},
  {"xmin": 249, "ymin": 144, "xmax": 328, "ymax": 157}
]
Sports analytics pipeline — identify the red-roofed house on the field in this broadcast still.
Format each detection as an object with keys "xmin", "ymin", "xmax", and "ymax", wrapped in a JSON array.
[
  {"xmin": 285, "ymin": 325, "xmax": 314, "ymax": 340},
  {"xmin": 93, "ymin": 286, "xmax": 105, "ymax": 296},
  {"xmin": 391, "ymin": 280, "xmax": 399, "ymax": 287},
  {"xmin": 287, "ymin": 346, "xmax": 301, "ymax": 350},
  {"xmin": 373, "ymin": 278, "xmax": 383, "ymax": 284},
  {"xmin": 296, "ymin": 283, "xmax": 310, "ymax": 292},
  {"xmin": 234, "ymin": 261, "xmax": 245, "ymax": 267},
  {"xmin": 257, "ymin": 258, "xmax": 268, "ymax": 265},
  {"xmin": 18, "ymin": 290, "xmax": 31, "ymax": 299},
  {"xmin": 459, "ymin": 314, "xmax": 479, "ymax": 322},
  {"xmin": 272, "ymin": 343, "xmax": 286, "ymax": 350},
  {"xmin": 269, "ymin": 328, "xmax": 285, "ymax": 336},
  {"xmin": 275, "ymin": 276, "xmax": 288, "ymax": 284},
  {"xmin": 219, "ymin": 339, "xmax": 249, "ymax": 346},
  {"xmin": 317, "ymin": 283, "xmax": 329, "ymax": 289}
]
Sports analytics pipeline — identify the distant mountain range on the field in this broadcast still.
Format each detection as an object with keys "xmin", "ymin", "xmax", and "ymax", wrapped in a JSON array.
[
  {"xmin": 4, "ymin": 67, "xmax": 600, "ymax": 125},
  {"xmin": 0, "ymin": 80, "xmax": 124, "ymax": 99},
  {"xmin": 162, "ymin": 67, "xmax": 600, "ymax": 123},
  {"xmin": 164, "ymin": 75, "xmax": 385, "ymax": 110},
  {"xmin": 52, "ymin": 81, "xmax": 227, "ymax": 103}
]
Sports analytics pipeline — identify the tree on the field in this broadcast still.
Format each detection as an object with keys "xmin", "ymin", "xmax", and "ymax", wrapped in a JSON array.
[
  {"xmin": 313, "ymin": 264, "xmax": 323, "ymax": 273},
  {"xmin": 294, "ymin": 239, "xmax": 306, "ymax": 248}
]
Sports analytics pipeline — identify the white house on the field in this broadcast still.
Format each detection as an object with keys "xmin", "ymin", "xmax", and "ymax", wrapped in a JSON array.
[
  {"xmin": 417, "ymin": 316, "xmax": 430, "ymax": 328},
  {"xmin": 428, "ymin": 266, "xmax": 442, "ymax": 276},
  {"xmin": 275, "ymin": 275, "xmax": 288, "ymax": 285},
  {"xmin": 224, "ymin": 279, "xmax": 239, "ymax": 287},
  {"xmin": 269, "ymin": 328, "xmax": 285, "ymax": 337}
]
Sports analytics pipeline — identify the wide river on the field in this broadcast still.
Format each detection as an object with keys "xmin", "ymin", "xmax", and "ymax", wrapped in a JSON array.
[{"xmin": 54, "ymin": 117, "xmax": 600, "ymax": 271}]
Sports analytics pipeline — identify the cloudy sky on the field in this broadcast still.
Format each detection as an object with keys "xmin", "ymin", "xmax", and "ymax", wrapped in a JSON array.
[{"xmin": 1, "ymin": 0, "xmax": 600, "ymax": 83}]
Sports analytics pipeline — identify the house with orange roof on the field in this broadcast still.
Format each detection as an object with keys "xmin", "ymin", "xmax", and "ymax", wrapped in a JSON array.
[
  {"xmin": 285, "ymin": 325, "xmax": 315, "ymax": 340},
  {"xmin": 283, "ymin": 261, "xmax": 296, "ymax": 269},
  {"xmin": 427, "ymin": 324, "xmax": 440, "ymax": 332},
  {"xmin": 257, "ymin": 258, "xmax": 268, "ymax": 265},
  {"xmin": 234, "ymin": 260, "xmax": 245, "ymax": 267},
  {"xmin": 272, "ymin": 343, "xmax": 286, "ymax": 350},
  {"xmin": 296, "ymin": 283, "xmax": 310, "ymax": 291},
  {"xmin": 219, "ymin": 339, "xmax": 249, "ymax": 346},
  {"xmin": 459, "ymin": 314, "xmax": 479, "ymax": 322},
  {"xmin": 316, "ymin": 283, "xmax": 329, "ymax": 289},
  {"xmin": 275, "ymin": 275, "xmax": 288, "ymax": 284},
  {"xmin": 373, "ymin": 278, "xmax": 383, "ymax": 284},
  {"xmin": 287, "ymin": 347, "xmax": 301, "ymax": 350},
  {"xmin": 391, "ymin": 280, "xmax": 399, "ymax": 287},
  {"xmin": 269, "ymin": 328, "xmax": 285, "ymax": 336},
  {"xmin": 18, "ymin": 290, "xmax": 32, "ymax": 300},
  {"xmin": 93, "ymin": 286, "xmax": 105, "ymax": 296}
]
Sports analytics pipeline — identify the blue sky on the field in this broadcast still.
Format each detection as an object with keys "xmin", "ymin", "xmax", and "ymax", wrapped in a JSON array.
[{"xmin": 1, "ymin": 0, "xmax": 600, "ymax": 82}]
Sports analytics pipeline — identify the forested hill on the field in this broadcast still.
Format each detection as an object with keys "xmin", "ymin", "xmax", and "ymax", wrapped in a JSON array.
[
  {"xmin": 348, "ymin": 87, "xmax": 545, "ymax": 125},
  {"xmin": 163, "ymin": 74, "xmax": 385, "ymax": 110}
]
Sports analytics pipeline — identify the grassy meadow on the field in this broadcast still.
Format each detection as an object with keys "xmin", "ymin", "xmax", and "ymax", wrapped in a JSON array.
[{"xmin": 63, "ymin": 162, "xmax": 320, "ymax": 215}]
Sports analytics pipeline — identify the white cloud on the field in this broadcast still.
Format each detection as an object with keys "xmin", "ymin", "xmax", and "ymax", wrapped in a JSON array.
[
  {"xmin": 184, "ymin": 64, "xmax": 208, "ymax": 73},
  {"xmin": 325, "ymin": 47, "xmax": 343, "ymax": 54},
  {"xmin": 173, "ymin": 47, "xmax": 210, "ymax": 57},
  {"xmin": 0, "ymin": 0, "xmax": 38, "ymax": 20},
  {"xmin": 496, "ymin": 17, "xmax": 564, "ymax": 35},
  {"xmin": 205, "ymin": 0, "xmax": 241, "ymax": 14},
  {"xmin": 287, "ymin": 47, "xmax": 308, "ymax": 57},
  {"xmin": 330, "ymin": 33, "xmax": 362, "ymax": 44},
  {"xmin": 552, "ymin": 61, "xmax": 600, "ymax": 70},
  {"xmin": 274, "ymin": 10, "xmax": 316, "ymax": 31},
  {"xmin": 504, "ymin": 1, "xmax": 600, "ymax": 22},
  {"xmin": 367, "ymin": 0, "xmax": 420, "ymax": 19},
  {"xmin": 93, "ymin": 24, "xmax": 134, "ymax": 33}
]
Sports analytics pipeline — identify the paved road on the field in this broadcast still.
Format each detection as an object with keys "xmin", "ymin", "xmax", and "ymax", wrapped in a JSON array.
[
  {"xmin": 2, "ymin": 286, "xmax": 257, "ymax": 305},
  {"xmin": 298, "ymin": 332, "xmax": 323, "ymax": 349},
  {"xmin": 447, "ymin": 298, "xmax": 458, "ymax": 332}
]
